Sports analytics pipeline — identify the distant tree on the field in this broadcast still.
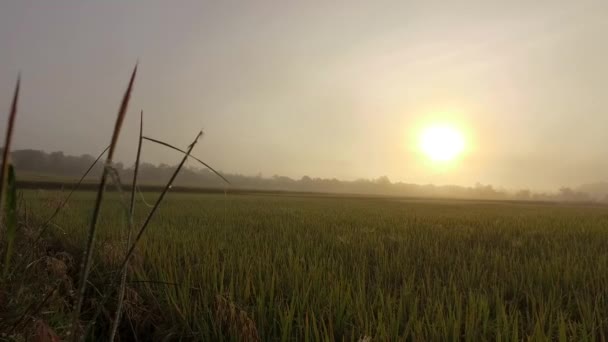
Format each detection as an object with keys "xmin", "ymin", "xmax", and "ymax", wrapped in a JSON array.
[
  {"xmin": 558, "ymin": 187, "xmax": 589, "ymax": 202},
  {"xmin": 375, "ymin": 176, "xmax": 391, "ymax": 186},
  {"xmin": 474, "ymin": 183, "xmax": 501, "ymax": 199},
  {"xmin": 515, "ymin": 189, "xmax": 531, "ymax": 200},
  {"xmin": 11, "ymin": 149, "xmax": 49, "ymax": 171}
]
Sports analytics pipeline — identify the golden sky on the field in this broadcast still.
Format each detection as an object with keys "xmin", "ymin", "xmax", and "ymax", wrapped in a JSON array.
[{"xmin": 1, "ymin": 1, "xmax": 608, "ymax": 191}]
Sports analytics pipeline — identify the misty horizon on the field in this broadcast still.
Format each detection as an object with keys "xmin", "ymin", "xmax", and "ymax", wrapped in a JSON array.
[{"xmin": 7, "ymin": 147, "xmax": 608, "ymax": 201}]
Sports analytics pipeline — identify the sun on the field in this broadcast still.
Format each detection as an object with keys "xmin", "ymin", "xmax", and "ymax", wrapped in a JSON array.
[{"xmin": 419, "ymin": 125, "xmax": 465, "ymax": 162}]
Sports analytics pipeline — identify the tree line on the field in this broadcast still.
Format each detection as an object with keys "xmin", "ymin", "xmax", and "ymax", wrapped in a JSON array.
[{"xmin": 5, "ymin": 148, "xmax": 603, "ymax": 202}]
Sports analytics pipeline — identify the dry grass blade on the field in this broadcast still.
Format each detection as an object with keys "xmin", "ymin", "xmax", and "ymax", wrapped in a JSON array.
[
  {"xmin": 142, "ymin": 135, "xmax": 231, "ymax": 185},
  {"xmin": 83, "ymin": 130, "xmax": 203, "ymax": 338},
  {"xmin": 71, "ymin": 64, "xmax": 137, "ymax": 341},
  {"xmin": 109, "ymin": 110, "xmax": 144, "ymax": 340},
  {"xmin": 119, "ymin": 131, "xmax": 202, "ymax": 274},
  {"xmin": 130, "ymin": 111, "xmax": 144, "ymax": 230},
  {"xmin": 0, "ymin": 75, "xmax": 20, "ymax": 229}
]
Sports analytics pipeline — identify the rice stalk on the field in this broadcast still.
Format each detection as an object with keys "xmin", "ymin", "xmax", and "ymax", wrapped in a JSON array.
[
  {"xmin": 71, "ymin": 64, "xmax": 137, "ymax": 341},
  {"xmin": 109, "ymin": 110, "xmax": 144, "ymax": 340},
  {"xmin": 0, "ymin": 76, "xmax": 20, "ymax": 234},
  {"xmin": 2, "ymin": 165, "xmax": 17, "ymax": 279}
]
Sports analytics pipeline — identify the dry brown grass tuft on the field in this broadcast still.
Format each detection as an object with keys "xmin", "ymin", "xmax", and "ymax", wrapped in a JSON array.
[
  {"xmin": 121, "ymin": 286, "xmax": 145, "ymax": 323},
  {"xmin": 98, "ymin": 240, "xmax": 144, "ymax": 273},
  {"xmin": 100, "ymin": 241, "xmax": 123, "ymax": 267},
  {"xmin": 43, "ymin": 194, "xmax": 69, "ymax": 212},
  {"xmin": 32, "ymin": 319, "xmax": 61, "ymax": 342},
  {"xmin": 0, "ymin": 288, "xmax": 6, "ymax": 311},
  {"xmin": 45, "ymin": 257, "xmax": 68, "ymax": 278},
  {"xmin": 214, "ymin": 294, "xmax": 260, "ymax": 342}
]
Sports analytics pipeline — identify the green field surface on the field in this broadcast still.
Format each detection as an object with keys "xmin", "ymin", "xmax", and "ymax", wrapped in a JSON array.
[{"xmin": 24, "ymin": 191, "xmax": 608, "ymax": 340}]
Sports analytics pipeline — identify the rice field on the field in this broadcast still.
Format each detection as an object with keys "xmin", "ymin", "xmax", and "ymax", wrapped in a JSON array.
[{"xmin": 25, "ymin": 190, "xmax": 608, "ymax": 340}]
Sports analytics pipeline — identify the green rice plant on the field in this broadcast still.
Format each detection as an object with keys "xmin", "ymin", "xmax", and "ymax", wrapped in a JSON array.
[
  {"xmin": 15, "ymin": 142, "xmax": 608, "ymax": 340},
  {"xmin": 26, "ymin": 194, "xmax": 606, "ymax": 340}
]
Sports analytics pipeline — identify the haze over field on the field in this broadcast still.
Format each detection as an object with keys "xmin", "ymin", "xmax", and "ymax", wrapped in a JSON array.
[{"xmin": 2, "ymin": 1, "xmax": 608, "ymax": 191}]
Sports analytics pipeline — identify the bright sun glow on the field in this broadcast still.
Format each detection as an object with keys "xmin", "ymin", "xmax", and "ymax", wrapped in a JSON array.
[{"xmin": 419, "ymin": 125, "xmax": 465, "ymax": 162}]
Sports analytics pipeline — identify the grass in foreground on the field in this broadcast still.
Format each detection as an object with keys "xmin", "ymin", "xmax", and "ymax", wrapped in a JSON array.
[{"xmin": 15, "ymin": 191, "xmax": 608, "ymax": 340}]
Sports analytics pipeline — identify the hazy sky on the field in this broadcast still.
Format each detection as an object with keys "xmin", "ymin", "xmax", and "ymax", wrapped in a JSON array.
[{"xmin": 2, "ymin": 1, "xmax": 608, "ymax": 191}]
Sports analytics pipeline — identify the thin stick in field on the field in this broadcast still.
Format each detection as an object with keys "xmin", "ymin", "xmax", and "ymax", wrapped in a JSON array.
[
  {"xmin": 119, "ymin": 130, "xmax": 203, "ymax": 275},
  {"xmin": 142, "ymin": 135, "xmax": 231, "ymax": 185}
]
